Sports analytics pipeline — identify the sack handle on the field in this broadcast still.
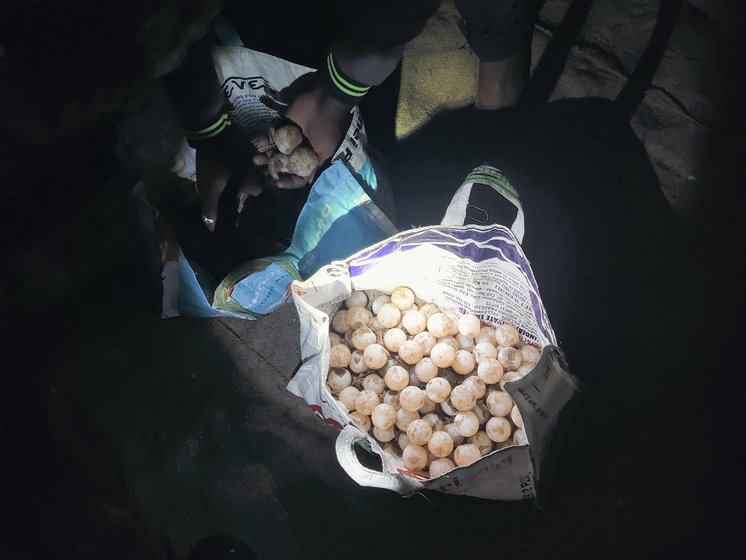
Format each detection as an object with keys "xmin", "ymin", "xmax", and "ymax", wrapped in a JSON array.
[
  {"xmin": 335, "ymin": 424, "xmax": 422, "ymax": 493},
  {"xmin": 440, "ymin": 165, "xmax": 525, "ymax": 243}
]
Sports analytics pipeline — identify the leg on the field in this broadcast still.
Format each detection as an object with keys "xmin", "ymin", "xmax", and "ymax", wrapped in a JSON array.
[{"xmin": 455, "ymin": 0, "xmax": 540, "ymax": 109}]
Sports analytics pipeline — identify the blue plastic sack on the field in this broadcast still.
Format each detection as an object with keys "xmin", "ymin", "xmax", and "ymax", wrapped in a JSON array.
[
  {"xmin": 136, "ymin": 156, "xmax": 397, "ymax": 319},
  {"xmin": 212, "ymin": 159, "xmax": 397, "ymax": 317}
]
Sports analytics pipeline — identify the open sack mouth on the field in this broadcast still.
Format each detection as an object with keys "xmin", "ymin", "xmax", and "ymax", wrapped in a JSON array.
[{"xmin": 289, "ymin": 219, "xmax": 580, "ymax": 502}]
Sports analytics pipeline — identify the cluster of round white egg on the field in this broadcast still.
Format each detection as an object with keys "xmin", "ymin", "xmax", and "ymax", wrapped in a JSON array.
[{"xmin": 326, "ymin": 286, "xmax": 541, "ymax": 479}]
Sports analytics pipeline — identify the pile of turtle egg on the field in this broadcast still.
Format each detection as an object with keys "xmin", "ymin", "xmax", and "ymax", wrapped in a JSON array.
[{"xmin": 326, "ymin": 286, "xmax": 542, "ymax": 478}]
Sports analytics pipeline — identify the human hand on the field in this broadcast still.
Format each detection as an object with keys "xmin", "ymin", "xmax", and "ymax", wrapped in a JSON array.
[
  {"xmin": 192, "ymin": 125, "xmax": 265, "ymax": 232},
  {"xmin": 253, "ymin": 82, "xmax": 351, "ymax": 188}
]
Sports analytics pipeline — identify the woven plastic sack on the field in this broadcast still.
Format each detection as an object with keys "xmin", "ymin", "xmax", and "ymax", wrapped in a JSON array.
[{"xmin": 288, "ymin": 166, "xmax": 581, "ymax": 500}]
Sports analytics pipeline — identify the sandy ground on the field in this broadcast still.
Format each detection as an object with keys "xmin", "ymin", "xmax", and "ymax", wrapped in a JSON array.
[
  {"xmin": 396, "ymin": 1, "xmax": 722, "ymax": 220},
  {"xmin": 1, "ymin": 1, "xmax": 742, "ymax": 559}
]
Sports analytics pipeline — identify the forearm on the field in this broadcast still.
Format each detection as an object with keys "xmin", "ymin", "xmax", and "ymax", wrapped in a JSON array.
[{"xmin": 320, "ymin": 0, "xmax": 441, "ymax": 104}]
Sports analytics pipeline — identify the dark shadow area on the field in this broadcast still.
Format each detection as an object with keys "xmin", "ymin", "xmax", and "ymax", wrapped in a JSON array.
[
  {"xmin": 1, "ymin": 247, "xmax": 180, "ymax": 558},
  {"xmin": 614, "ymin": 0, "xmax": 685, "ymax": 119},
  {"xmin": 383, "ymin": 0, "xmax": 713, "ymax": 553},
  {"xmin": 525, "ymin": 0, "xmax": 684, "ymax": 115},
  {"xmin": 522, "ymin": 0, "xmax": 594, "ymax": 105},
  {"xmin": 0, "ymin": 259, "xmax": 313, "ymax": 559},
  {"xmin": 148, "ymin": 172, "xmax": 307, "ymax": 282},
  {"xmin": 694, "ymin": 0, "xmax": 745, "ymax": 544}
]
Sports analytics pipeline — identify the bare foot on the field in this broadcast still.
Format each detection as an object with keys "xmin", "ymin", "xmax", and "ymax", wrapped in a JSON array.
[{"xmin": 475, "ymin": 53, "xmax": 529, "ymax": 110}]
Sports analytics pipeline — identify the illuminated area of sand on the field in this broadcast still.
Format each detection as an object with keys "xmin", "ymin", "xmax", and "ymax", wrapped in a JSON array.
[{"xmin": 395, "ymin": 3, "xmax": 478, "ymax": 139}]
